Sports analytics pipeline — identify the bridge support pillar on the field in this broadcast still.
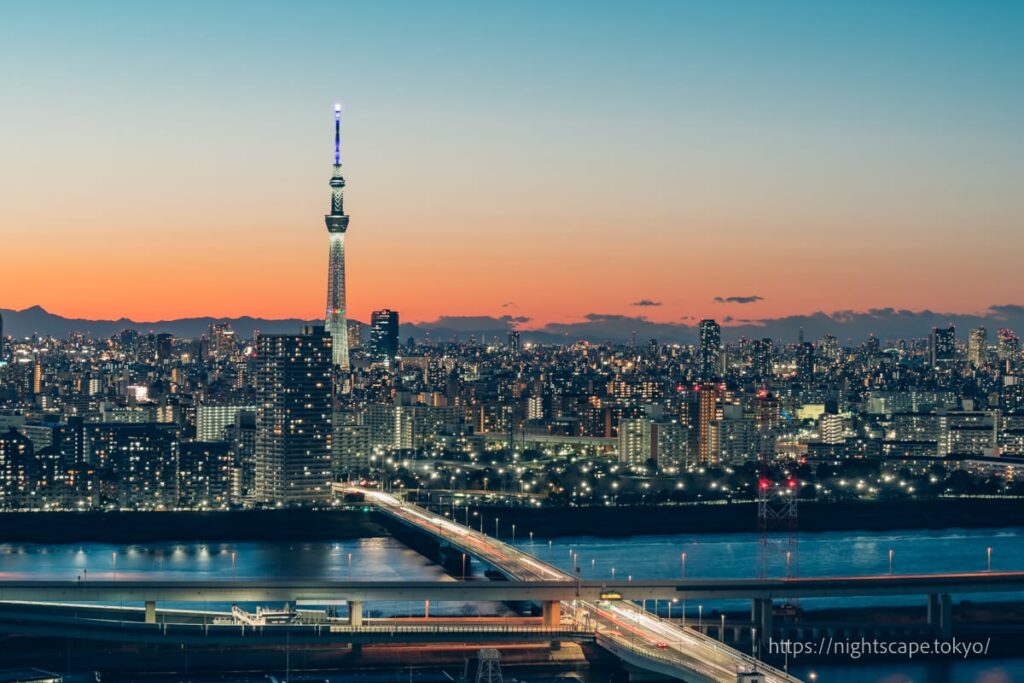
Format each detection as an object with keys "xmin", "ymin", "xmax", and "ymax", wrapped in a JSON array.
[
  {"xmin": 751, "ymin": 598, "xmax": 772, "ymax": 644},
  {"xmin": 349, "ymin": 600, "xmax": 363, "ymax": 627},
  {"xmin": 144, "ymin": 600, "xmax": 156, "ymax": 624},
  {"xmin": 542, "ymin": 600, "xmax": 561, "ymax": 628},
  {"xmin": 926, "ymin": 593, "xmax": 940, "ymax": 629},
  {"xmin": 939, "ymin": 593, "xmax": 952, "ymax": 638}
]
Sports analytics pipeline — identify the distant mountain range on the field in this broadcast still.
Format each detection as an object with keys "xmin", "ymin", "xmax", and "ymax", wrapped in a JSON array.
[
  {"xmin": 4, "ymin": 304, "xmax": 1024, "ymax": 345},
  {"xmin": 0, "ymin": 306, "xmax": 321, "ymax": 340}
]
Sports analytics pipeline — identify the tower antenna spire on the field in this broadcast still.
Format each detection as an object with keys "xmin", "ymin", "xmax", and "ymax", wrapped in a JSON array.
[{"xmin": 334, "ymin": 103, "xmax": 341, "ymax": 166}]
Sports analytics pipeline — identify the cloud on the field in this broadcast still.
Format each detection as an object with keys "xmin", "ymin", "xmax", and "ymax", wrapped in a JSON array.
[
  {"xmin": 500, "ymin": 315, "xmax": 532, "ymax": 324},
  {"xmin": 714, "ymin": 295, "xmax": 764, "ymax": 304},
  {"xmin": 501, "ymin": 302, "xmax": 517, "ymax": 308},
  {"xmin": 631, "ymin": 299, "xmax": 662, "ymax": 307}
]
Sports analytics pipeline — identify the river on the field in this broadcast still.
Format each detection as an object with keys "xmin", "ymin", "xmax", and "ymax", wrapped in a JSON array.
[{"xmin": 1, "ymin": 526, "xmax": 1022, "ymax": 682}]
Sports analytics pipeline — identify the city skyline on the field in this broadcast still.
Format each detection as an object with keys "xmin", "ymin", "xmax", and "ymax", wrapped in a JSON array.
[{"xmin": 2, "ymin": 1, "xmax": 1023, "ymax": 326}]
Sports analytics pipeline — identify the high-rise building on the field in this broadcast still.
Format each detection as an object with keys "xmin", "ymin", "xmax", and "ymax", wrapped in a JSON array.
[
  {"xmin": 930, "ymin": 325, "xmax": 956, "ymax": 368},
  {"xmin": 508, "ymin": 330, "xmax": 521, "ymax": 355},
  {"xmin": 795, "ymin": 342, "xmax": 815, "ymax": 380},
  {"xmin": 698, "ymin": 319, "xmax": 721, "ymax": 378},
  {"xmin": 998, "ymin": 328, "xmax": 1020, "ymax": 363},
  {"xmin": 208, "ymin": 323, "xmax": 237, "ymax": 361},
  {"xmin": 324, "ymin": 104, "xmax": 351, "ymax": 369},
  {"xmin": 751, "ymin": 338, "xmax": 773, "ymax": 379},
  {"xmin": 370, "ymin": 309, "xmax": 400, "ymax": 361},
  {"xmin": 819, "ymin": 335, "xmax": 840, "ymax": 366},
  {"xmin": 968, "ymin": 326, "xmax": 988, "ymax": 368},
  {"xmin": 255, "ymin": 326, "xmax": 333, "ymax": 505},
  {"xmin": 697, "ymin": 384, "xmax": 722, "ymax": 463}
]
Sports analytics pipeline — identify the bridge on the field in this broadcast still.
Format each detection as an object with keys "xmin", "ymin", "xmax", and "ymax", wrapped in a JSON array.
[
  {"xmin": 3, "ymin": 572, "xmax": 1022, "ymax": 604},
  {"xmin": 357, "ymin": 488, "xmax": 800, "ymax": 683}
]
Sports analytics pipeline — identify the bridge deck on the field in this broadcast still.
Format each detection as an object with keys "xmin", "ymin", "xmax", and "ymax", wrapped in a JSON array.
[{"xmin": 357, "ymin": 488, "xmax": 801, "ymax": 683}]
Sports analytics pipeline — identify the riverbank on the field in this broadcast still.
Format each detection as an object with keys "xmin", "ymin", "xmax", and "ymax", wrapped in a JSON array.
[
  {"xmin": 2, "ymin": 498, "xmax": 1023, "ymax": 543},
  {"xmin": 0, "ymin": 508, "xmax": 386, "ymax": 543},
  {"xmin": 469, "ymin": 497, "xmax": 1024, "ymax": 537}
]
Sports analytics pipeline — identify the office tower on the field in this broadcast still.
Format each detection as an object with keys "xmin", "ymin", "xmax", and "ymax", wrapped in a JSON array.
[
  {"xmin": 968, "ymin": 326, "xmax": 988, "ymax": 368},
  {"xmin": 370, "ymin": 309, "xmax": 400, "ymax": 360},
  {"xmin": 508, "ymin": 330, "xmax": 521, "ymax": 355},
  {"xmin": 324, "ymin": 104, "xmax": 351, "ymax": 369},
  {"xmin": 930, "ymin": 325, "xmax": 956, "ymax": 367},
  {"xmin": 254, "ymin": 326, "xmax": 333, "ymax": 505},
  {"xmin": 698, "ymin": 319, "xmax": 721, "ymax": 378}
]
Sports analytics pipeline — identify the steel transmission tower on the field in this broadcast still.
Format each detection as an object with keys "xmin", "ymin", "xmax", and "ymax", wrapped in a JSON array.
[
  {"xmin": 324, "ymin": 104, "xmax": 351, "ymax": 369},
  {"xmin": 756, "ymin": 473, "xmax": 798, "ymax": 580},
  {"xmin": 475, "ymin": 649, "xmax": 503, "ymax": 683}
]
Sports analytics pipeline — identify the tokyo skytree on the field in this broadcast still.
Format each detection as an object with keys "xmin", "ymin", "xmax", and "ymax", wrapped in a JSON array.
[{"xmin": 324, "ymin": 104, "xmax": 350, "ymax": 368}]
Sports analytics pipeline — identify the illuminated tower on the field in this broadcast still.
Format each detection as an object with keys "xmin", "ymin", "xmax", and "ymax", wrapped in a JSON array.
[{"xmin": 324, "ymin": 104, "xmax": 351, "ymax": 368}]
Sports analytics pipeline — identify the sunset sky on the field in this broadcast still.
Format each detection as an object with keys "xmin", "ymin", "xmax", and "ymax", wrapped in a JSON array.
[{"xmin": 2, "ymin": 1, "xmax": 1022, "ymax": 327}]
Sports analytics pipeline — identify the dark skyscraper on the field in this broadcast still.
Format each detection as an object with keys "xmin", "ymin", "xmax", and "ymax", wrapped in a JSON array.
[
  {"xmin": 508, "ymin": 330, "xmax": 521, "ymax": 355},
  {"xmin": 796, "ymin": 341, "xmax": 815, "ymax": 381},
  {"xmin": 930, "ymin": 325, "xmax": 956, "ymax": 368},
  {"xmin": 751, "ymin": 338, "xmax": 773, "ymax": 380},
  {"xmin": 255, "ymin": 326, "xmax": 333, "ymax": 505},
  {"xmin": 698, "ymin": 319, "xmax": 721, "ymax": 378},
  {"xmin": 370, "ymin": 310, "xmax": 400, "ymax": 361}
]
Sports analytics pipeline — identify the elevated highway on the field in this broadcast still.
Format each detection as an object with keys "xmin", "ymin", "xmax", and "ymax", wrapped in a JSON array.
[
  {"xmin": 355, "ymin": 488, "xmax": 800, "ymax": 683},
  {"xmin": 2, "ymin": 572, "xmax": 1022, "ymax": 603}
]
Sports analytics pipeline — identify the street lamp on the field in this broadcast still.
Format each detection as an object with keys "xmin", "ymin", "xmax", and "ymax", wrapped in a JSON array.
[
  {"xmin": 231, "ymin": 551, "xmax": 236, "ymax": 579},
  {"xmin": 720, "ymin": 613, "xmax": 726, "ymax": 642},
  {"xmin": 698, "ymin": 604, "xmax": 703, "ymax": 630},
  {"xmin": 988, "ymin": 546, "xmax": 993, "ymax": 572},
  {"xmin": 888, "ymin": 548, "xmax": 894, "ymax": 574},
  {"xmin": 512, "ymin": 523, "xmax": 516, "ymax": 544},
  {"xmin": 681, "ymin": 552, "xmax": 687, "ymax": 579},
  {"xmin": 495, "ymin": 517, "xmax": 500, "ymax": 538},
  {"xmin": 611, "ymin": 567, "xmax": 616, "ymax": 579},
  {"xmin": 462, "ymin": 553, "xmax": 467, "ymax": 579},
  {"xmin": 112, "ymin": 552, "xmax": 117, "ymax": 582}
]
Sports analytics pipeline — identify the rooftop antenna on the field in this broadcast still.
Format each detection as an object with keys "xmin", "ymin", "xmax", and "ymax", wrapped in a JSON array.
[{"xmin": 334, "ymin": 103, "xmax": 342, "ymax": 165}]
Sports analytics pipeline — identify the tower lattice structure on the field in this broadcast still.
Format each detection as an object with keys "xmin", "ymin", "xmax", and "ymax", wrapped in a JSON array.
[
  {"xmin": 756, "ymin": 472, "xmax": 798, "ymax": 581},
  {"xmin": 324, "ymin": 104, "xmax": 351, "ymax": 369}
]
